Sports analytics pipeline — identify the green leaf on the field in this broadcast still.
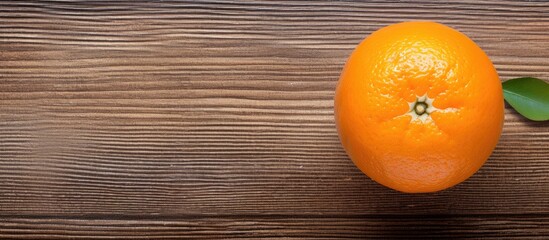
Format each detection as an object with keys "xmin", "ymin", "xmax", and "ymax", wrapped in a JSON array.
[{"xmin": 502, "ymin": 77, "xmax": 549, "ymax": 121}]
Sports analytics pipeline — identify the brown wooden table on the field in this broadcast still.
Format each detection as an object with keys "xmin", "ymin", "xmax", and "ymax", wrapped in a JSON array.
[{"xmin": 1, "ymin": 1, "xmax": 548, "ymax": 239}]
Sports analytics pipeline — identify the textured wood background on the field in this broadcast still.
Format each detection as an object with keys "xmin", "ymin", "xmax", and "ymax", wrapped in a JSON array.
[{"xmin": 1, "ymin": 0, "xmax": 548, "ymax": 239}]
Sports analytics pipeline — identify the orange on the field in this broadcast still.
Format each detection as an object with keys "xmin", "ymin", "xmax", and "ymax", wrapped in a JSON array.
[{"xmin": 334, "ymin": 22, "xmax": 504, "ymax": 193}]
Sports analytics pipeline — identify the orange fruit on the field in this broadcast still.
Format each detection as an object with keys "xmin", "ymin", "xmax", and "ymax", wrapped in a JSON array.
[{"xmin": 334, "ymin": 22, "xmax": 504, "ymax": 193}]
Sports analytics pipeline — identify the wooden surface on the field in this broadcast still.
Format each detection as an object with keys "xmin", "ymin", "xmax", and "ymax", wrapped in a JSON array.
[{"xmin": 1, "ymin": 0, "xmax": 548, "ymax": 239}]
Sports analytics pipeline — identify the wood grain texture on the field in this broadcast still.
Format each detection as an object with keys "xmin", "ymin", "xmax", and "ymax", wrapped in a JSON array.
[
  {"xmin": 0, "ymin": 0, "xmax": 548, "ymax": 238},
  {"xmin": 1, "ymin": 215, "xmax": 548, "ymax": 239}
]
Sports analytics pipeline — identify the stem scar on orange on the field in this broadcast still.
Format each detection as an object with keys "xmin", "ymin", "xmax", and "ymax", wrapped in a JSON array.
[{"xmin": 334, "ymin": 22, "xmax": 504, "ymax": 193}]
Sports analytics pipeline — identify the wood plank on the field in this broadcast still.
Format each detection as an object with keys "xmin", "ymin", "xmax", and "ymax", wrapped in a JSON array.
[
  {"xmin": 0, "ymin": 0, "xmax": 548, "ymax": 237},
  {"xmin": 1, "ymin": 215, "xmax": 548, "ymax": 239}
]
